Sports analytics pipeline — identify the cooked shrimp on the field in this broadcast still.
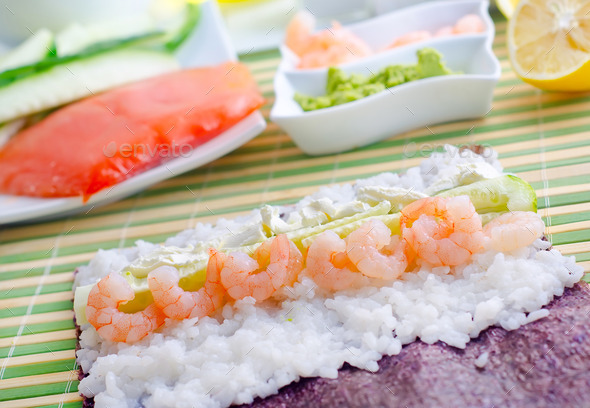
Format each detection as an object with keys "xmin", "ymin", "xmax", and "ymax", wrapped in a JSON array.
[
  {"xmin": 435, "ymin": 26, "xmax": 454, "ymax": 37},
  {"xmin": 285, "ymin": 11, "xmax": 315, "ymax": 56},
  {"xmin": 147, "ymin": 249, "xmax": 227, "ymax": 320},
  {"xmin": 220, "ymin": 234, "xmax": 303, "ymax": 301},
  {"xmin": 86, "ymin": 273, "xmax": 165, "ymax": 343},
  {"xmin": 453, "ymin": 14, "xmax": 485, "ymax": 34},
  {"xmin": 345, "ymin": 219, "xmax": 409, "ymax": 280},
  {"xmin": 387, "ymin": 30, "xmax": 432, "ymax": 49},
  {"xmin": 254, "ymin": 235, "xmax": 304, "ymax": 286},
  {"xmin": 298, "ymin": 43, "xmax": 362, "ymax": 69},
  {"xmin": 400, "ymin": 196, "xmax": 485, "ymax": 267},
  {"xmin": 305, "ymin": 230, "xmax": 369, "ymax": 291},
  {"xmin": 285, "ymin": 12, "xmax": 372, "ymax": 69},
  {"xmin": 483, "ymin": 211, "xmax": 545, "ymax": 252}
]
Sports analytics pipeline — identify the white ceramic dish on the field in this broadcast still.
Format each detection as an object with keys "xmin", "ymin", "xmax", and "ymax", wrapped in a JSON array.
[
  {"xmin": 270, "ymin": 0, "xmax": 499, "ymax": 156},
  {"xmin": 0, "ymin": 0, "xmax": 266, "ymax": 225}
]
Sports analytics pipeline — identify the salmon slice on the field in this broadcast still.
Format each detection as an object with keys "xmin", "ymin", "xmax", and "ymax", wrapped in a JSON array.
[{"xmin": 0, "ymin": 62, "xmax": 264, "ymax": 200}]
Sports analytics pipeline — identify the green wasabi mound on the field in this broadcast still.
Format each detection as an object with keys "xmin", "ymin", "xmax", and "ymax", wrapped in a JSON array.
[{"xmin": 295, "ymin": 48, "xmax": 454, "ymax": 112}]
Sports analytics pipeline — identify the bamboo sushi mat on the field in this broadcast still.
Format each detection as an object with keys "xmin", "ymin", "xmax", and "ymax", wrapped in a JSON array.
[{"xmin": 1, "ymin": 17, "xmax": 590, "ymax": 408}]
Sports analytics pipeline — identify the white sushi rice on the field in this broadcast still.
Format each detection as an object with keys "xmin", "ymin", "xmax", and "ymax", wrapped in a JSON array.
[{"xmin": 75, "ymin": 146, "xmax": 583, "ymax": 408}]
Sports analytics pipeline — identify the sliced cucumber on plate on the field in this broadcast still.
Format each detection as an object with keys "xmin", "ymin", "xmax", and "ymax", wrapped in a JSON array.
[
  {"xmin": 55, "ymin": 14, "xmax": 162, "ymax": 57},
  {"xmin": 0, "ymin": 49, "xmax": 179, "ymax": 123},
  {"xmin": 0, "ymin": 3, "xmax": 200, "ymax": 125},
  {"xmin": 164, "ymin": 2, "xmax": 202, "ymax": 51},
  {"xmin": 0, "ymin": 29, "xmax": 55, "ymax": 73}
]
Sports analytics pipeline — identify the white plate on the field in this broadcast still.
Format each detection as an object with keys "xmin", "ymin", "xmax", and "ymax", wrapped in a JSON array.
[
  {"xmin": 270, "ymin": 0, "xmax": 499, "ymax": 155},
  {"xmin": 0, "ymin": 0, "xmax": 266, "ymax": 225}
]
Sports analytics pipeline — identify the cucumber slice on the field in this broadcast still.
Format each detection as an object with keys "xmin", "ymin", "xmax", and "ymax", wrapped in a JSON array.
[
  {"xmin": 0, "ymin": 29, "xmax": 54, "ymax": 73},
  {"xmin": 0, "ymin": 4, "xmax": 199, "ymax": 90},
  {"xmin": 165, "ymin": 3, "xmax": 202, "ymax": 51},
  {"xmin": 301, "ymin": 213, "xmax": 401, "ymax": 248},
  {"xmin": 74, "ymin": 284, "xmax": 93, "ymax": 325},
  {"xmin": 437, "ymin": 175, "xmax": 537, "ymax": 213},
  {"xmin": 56, "ymin": 15, "xmax": 159, "ymax": 57},
  {"xmin": 0, "ymin": 31, "xmax": 165, "ymax": 88},
  {"xmin": 285, "ymin": 200, "xmax": 392, "ymax": 249},
  {"xmin": 0, "ymin": 49, "xmax": 178, "ymax": 123}
]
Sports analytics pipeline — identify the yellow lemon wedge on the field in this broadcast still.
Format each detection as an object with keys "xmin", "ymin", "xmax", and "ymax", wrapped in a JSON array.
[
  {"xmin": 496, "ymin": 0, "xmax": 520, "ymax": 18},
  {"xmin": 508, "ymin": 0, "xmax": 590, "ymax": 91}
]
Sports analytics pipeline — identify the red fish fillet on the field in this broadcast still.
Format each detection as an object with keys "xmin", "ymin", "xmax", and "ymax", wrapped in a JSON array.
[{"xmin": 0, "ymin": 62, "xmax": 264, "ymax": 199}]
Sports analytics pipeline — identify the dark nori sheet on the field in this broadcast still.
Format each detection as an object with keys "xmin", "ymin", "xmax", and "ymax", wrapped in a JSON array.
[{"xmin": 239, "ymin": 283, "xmax": 590, "ymax": 408}]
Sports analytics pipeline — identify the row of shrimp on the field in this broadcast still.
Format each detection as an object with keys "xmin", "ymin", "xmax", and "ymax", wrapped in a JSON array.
[
  {"xmin": 285, "ymin": 11, "xmax": 485, "ymax": 69},
  {"xmin": 86, "ymin": 236, "xmax": 304, "ymax": 343},
  {"xmin": 86, "ymin": 196, "xmax": 545, "ymax": 343}
]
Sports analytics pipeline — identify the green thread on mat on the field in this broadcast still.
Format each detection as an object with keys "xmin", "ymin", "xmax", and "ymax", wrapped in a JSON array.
[
  {"xmin": 0, "ymin": 381, "xmax": 79, "ymax": 402},
  {"xmin": 0, "ymin": 339, "xmax": 77, "ymax": 359},
  {"xmin": 0, "ymin": 320, "xmax": 75, "ymax": 339},
  {"xmin": 1, "ymin": 359, "xmax": 77, "ymax": 379}
]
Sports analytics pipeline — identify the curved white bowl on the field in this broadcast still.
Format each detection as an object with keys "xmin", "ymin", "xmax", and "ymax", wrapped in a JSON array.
[
  {"xmin": 271, "ymin": 0, "xmax": 499, "ymax": 156},
  {"xmin": 271, "ymin": 36, "xmax": 500, "ymax": 155}
]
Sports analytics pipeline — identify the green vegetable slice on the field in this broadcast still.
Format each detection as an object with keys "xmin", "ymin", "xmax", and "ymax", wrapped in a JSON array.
[
  {"xmin": 0, "ymin": 31, "xmax": 165, "ymax": 88},
  {"xmin": 0, "ymin": 49, "xmax": 178, "ymax": 123},
  {"xmin": 0, "ymin": 3, "xmax": 201, "ymax": 90},
  {"xmin": 165, "ymin": 3, "xmax": 202, "ymax": 51},
  {"xmin": 0, "ymin": 29, "xmax": 55, "ymax": 74},
  {"xmin": 437, "ymin": 175, "xmax": 537, "ymax": 214}
]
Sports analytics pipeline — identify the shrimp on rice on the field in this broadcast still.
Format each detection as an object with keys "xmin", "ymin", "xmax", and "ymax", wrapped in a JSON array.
[
  {"xmin": 345, "ymin": 219, "xmax": 409, "ymax": 280},
  {"xmin": 305, "ymin": 230, "xmax": 369, "ymax": 291},
  {"xmin": 483, "ymin": 211, "xmax": 545, "ymax": 252},
  {"xmin": 147, "ymin": 248, "xmax": 227, "ymax": 320},
  {"xmin": 400, "ymin": 196, "xmax": 485, "ymax": 267},
  {"xmin": 220, "ymin": 234, "xmax": 304, "ymax": 301},
  {"xmin": 86, "ymin": 273, "xmax": 166, "ymax": 343}
]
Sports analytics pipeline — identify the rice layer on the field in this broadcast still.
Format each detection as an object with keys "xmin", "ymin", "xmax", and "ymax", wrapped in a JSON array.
[{"xmin": 74, "ymin": 146, "xmax": 583, "ymax": 408}]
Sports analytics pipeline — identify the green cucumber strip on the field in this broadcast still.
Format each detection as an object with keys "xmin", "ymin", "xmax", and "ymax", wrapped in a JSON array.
[
  {"xmin": 285, "ymin": 201, "xmax": 392, "ymax": 249},
  {"xmin": 0, "ymin": 48, "xmax": 178, "ymax": 123},
  {"xmin": 0, "ymin": 29, "xmax": 55, "ymax": 73},
  {"xmin": 56, "ymin": 14, "xmax": 159, "ymax": 57},
  {"xmin": 301, "ymin": 213, "xmax": 401, "ymax": 248},
  {"xmin": 437, "ymin": 175, "xmax": 538, "ymax": 214},
  {"xmin": 0, "ymin": 31, "xmax": 165, "ymax": 88},
  {"xmin": 165, "ymin": 3, "xmax": 202, "ymax": 51}
]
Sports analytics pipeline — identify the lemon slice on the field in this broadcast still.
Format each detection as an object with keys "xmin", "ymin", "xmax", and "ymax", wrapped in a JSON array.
[
  {"xmin": 496, "ymin": 0, "xmax": 520, "ymax": 18},
  {"xmin": 508, "ymin": 0, "xmax": 590, "ymax": 91}
]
